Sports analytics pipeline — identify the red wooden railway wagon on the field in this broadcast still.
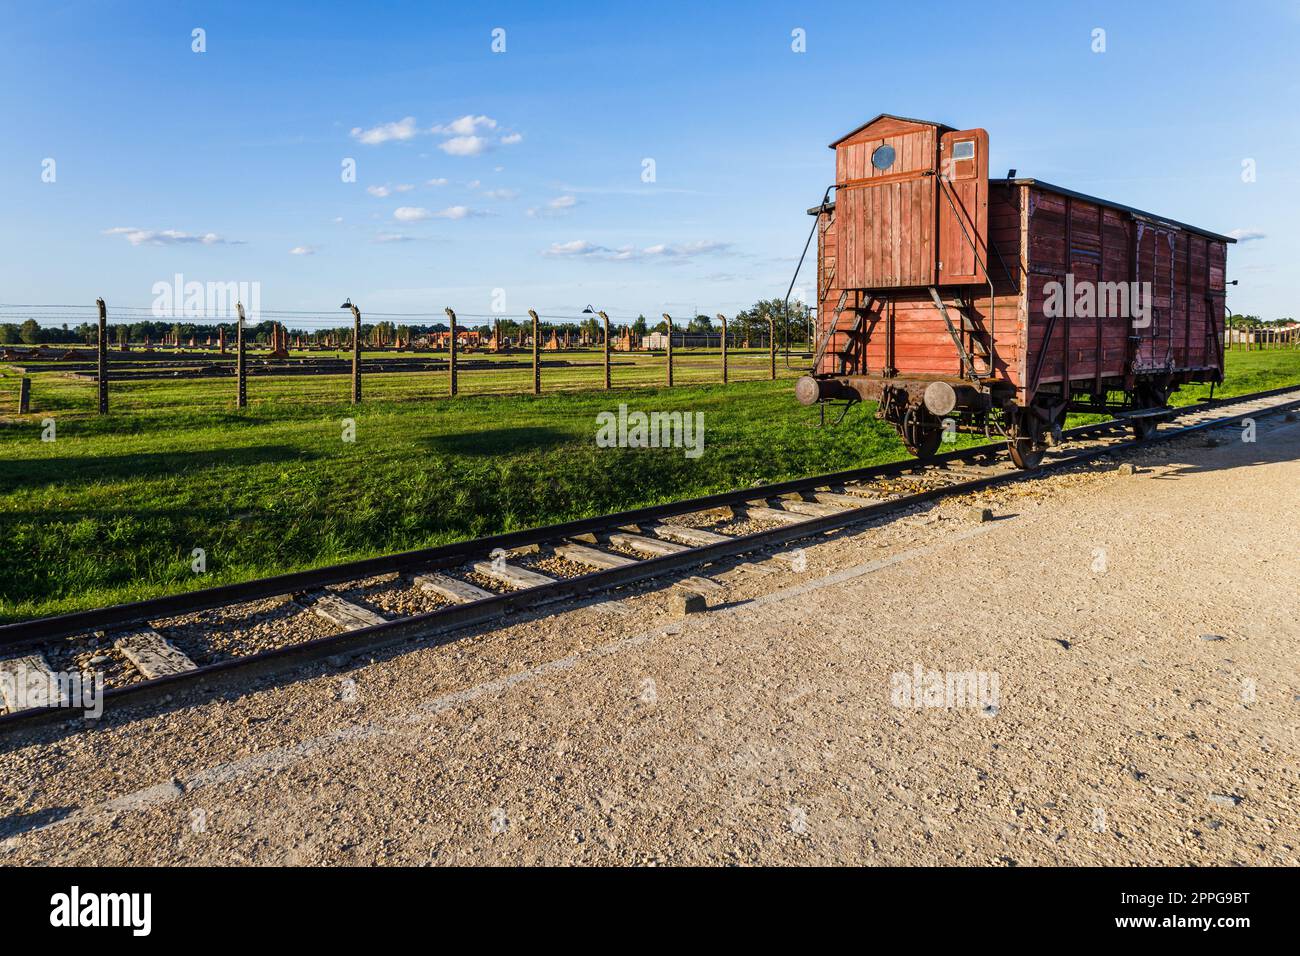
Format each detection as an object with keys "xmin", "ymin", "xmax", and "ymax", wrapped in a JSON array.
[{"xmin": 794, "ymin": 114, "xmax": 1234, "ymax": 467}]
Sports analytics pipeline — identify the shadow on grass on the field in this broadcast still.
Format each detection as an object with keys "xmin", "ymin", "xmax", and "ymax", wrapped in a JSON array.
[
  {"xmin": 0, "ymin": 444, "xmax": 315, "ymax": 491},
  {"xmin": 423, "ymin": 426, "xmax": 575, "ymax": 456}
]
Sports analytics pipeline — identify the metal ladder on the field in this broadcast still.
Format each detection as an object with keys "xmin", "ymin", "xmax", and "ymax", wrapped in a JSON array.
[
  {"xmin": 928, "ymin": 287, "xmax": 992, "ymax": 380},
  {"xmin": 812, "ymin": 290, "xmax": 869, "ymax": 375}
]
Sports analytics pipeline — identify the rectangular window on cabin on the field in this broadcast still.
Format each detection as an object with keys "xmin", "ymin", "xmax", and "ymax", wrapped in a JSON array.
[{"xmin": 952, "ymin": 140, "xmax": 976, "ymax": 160}]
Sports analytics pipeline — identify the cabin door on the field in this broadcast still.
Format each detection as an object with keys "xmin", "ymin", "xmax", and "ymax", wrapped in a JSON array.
[{"xmin": 936, "ymin": 129, "xmax": 989, "ymax": 285}]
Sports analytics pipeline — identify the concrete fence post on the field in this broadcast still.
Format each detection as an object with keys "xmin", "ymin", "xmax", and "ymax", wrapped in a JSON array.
[
  {"xmin": 717, "ymin": 313, "xmax": 728, "ymax": 385},
  {"xmin": 95, "ymin": 297, "xmax": 108, "ymax": 414},
  {"xmin": 598, "ymin": 311, "xmax": 611, "ymax": 390},
  {"xmin": 528, "ymin": 309, "xmax": 541, "ymax": 395},
  {"xmin": 769, "ymin": 314, "xmax": 776, "ymax": 380},
  {"xmin": 18, "ymin": 377, "xmax": 31, "ymax": 414},
  {"xmin": 235, "ymin": 302, "xmax": 248, "ymax": 409},
  {"xmin": 445, "ymin": 307, "xmax": 459, "ymax": 396},
  {"xmin": 349, "ymin": 303, "xmax": 362, "ymax": 404},
  {"xmin": 663, "ymin": 313, "xmax": 674, "ymax": 388}
]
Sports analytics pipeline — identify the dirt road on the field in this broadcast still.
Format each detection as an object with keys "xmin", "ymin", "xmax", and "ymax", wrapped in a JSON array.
[{"xmin": 3, "ymin": 415, "xmax": 1298, "ymax": 865}]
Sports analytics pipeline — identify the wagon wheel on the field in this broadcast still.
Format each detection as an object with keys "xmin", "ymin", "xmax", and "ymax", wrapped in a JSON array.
[
  {"xmin": 1130, "ymin": 385, "xmax": 1168, "ymax": 441},
  {"xmin": 1008, "ymin": 437, "xmax": 1044, "ymax": 469},
  {"xmin": 1131, "ymin": 416, "xmax": 1159, "ymax": 441},
  {"xmin": 1006, "ymin": 408, "xmax": 1047, "ymax": 470},
  {"xmin": 901, "ymin": 407, "xmax": 943, "ymax": 459}
]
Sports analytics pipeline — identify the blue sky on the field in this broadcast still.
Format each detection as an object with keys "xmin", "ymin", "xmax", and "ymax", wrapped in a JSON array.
[{"xmin": 2, "ymin": 0, "xmax": 1297, "ymax": 326}]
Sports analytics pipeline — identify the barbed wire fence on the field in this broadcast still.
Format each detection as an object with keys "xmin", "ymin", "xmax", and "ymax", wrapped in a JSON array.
[{"xmin": 1, "ymin": 300, "xmax": 797, "ymax": 415}]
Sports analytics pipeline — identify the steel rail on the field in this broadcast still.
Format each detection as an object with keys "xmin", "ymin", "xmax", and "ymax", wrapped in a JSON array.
[
  {"xmin": 2, "ymin": 385, "xmax": 1298, "ymax": 736},
  {"xmin": 7, "ymin": 377, "xmax": 1289, "ymax": 647},
  {"xmin": 4, "ymin": 382, "xmax": 1298, "ymax": 648}
]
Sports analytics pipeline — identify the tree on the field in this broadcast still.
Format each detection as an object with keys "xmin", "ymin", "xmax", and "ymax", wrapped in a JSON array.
[
  {"xmin": 19, "ymin": 319, "xmax": 40, "ymax": 344},
  {"xmin": 632, "ymin": 314, "xmax": 648, "ymax": 336}
]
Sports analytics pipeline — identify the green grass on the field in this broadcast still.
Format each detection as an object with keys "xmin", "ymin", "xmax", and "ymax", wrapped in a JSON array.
[{"xmin": 2, "ymin": 347, "xmax": 1296, "ymax": 622}]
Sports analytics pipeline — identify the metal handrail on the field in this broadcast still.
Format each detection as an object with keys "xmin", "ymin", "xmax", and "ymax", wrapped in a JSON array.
[{"xmin": 783, "ymin": 185, "xmax": 835, "ymax": 369}]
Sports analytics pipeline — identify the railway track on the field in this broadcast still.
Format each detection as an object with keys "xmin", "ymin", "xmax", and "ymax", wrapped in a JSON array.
[{"xmin": 3, "ymin": 384, "xmax": 1299, "ymax": 735}]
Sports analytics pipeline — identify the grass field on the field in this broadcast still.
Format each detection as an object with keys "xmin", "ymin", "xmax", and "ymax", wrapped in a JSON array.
[{"xmin": 2, "ymin": 348, "xmax": 1297, "ymax": 622}]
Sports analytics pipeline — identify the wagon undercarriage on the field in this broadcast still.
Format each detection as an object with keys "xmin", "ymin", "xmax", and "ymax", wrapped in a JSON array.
[
  {"xmin": 796, "ymin": 113, "xmax": 1233, "ymax": 470},
  {"xmin": 797, "ymin": 367, "xmax": 1216, "ymax": 469}
]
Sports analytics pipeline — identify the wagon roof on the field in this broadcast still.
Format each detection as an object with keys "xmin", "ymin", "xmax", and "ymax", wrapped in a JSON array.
[
  {"xmin": 994, "ymin": 178, "xmax": 1237, "ymax": 243},
  {"xmin": 807, "ymin": 177, "xmax": 1237, "ymax": 244},
  {"xmin": 828, "ymin": 113, "xmax": 955, "ymax": 148}
]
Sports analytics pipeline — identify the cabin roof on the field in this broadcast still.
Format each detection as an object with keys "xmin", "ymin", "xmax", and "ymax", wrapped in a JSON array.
[{"xmin": 828, "ymin": 113, "xmax": 955, "ymax": 149}]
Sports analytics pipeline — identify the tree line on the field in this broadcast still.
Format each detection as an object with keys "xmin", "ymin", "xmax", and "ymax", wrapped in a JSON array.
[{"xmin": 0, "ymin": 298, "xmax": 815, "ymax": 347}]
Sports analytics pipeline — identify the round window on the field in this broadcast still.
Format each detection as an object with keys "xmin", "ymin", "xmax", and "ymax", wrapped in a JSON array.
[{"xmin": 871, "ymin": 144, "xmax": 896, "ymax": 170}]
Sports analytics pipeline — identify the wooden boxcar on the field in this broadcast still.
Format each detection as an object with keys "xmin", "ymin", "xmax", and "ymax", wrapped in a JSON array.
[{"xmin": 795, "ymin": 113, "xmax": 1234, "ymax": 467}]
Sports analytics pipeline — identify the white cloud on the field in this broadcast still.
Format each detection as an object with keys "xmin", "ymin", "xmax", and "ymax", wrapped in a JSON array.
[
  {"xmin": 644, "ymin": 240, "xmax": 730, "ymax": 258},
  {"xmin": 103, "ymin": 227, "xmax": 240, "ymax": 246},
  {"xmin": 394, "ymin": 205, "xmax": 482, "ymax": 222},
  {"xmin": 435, "ymin": 205, "xmax": 484, "ymax": 220},
  {"xmin": 374, "ymin": 233, "xmax": 418, "ymax": 243},
  {"xmin": 431, "ymin": 115, "xmax": 498, "ymax": 136},
  {"xmin": 352, "ymin": 115, "xmax": 521, "ymax": 154},
  {"xmin": 393, "ymin": 206, "xmax": 433, "ymax": 222},
  {"xmin": 483, "ymin": 188, "xmax": 519, "ymax": 200},
  {"xmin": 426, "ymin": 177, "xmax": 448, "ymax": 186},
  {"xmin": 545, "ymin": 240, "xmax": 605, "ymax": 257},
  {"xmin": 1228, "ymin": 228, "xmax": 1266, "ymax": 242},
  {"xmin": 542, "ymin": 239, "xmax": 731, "ymax": 261},
  {"xmin": 420, "ymin": 116, "xmax": 523, "ymax": 156},
  {"xmin": 350, "ymin": 116, "xmax": 418, "ymax": 145},
  {"xmin": 527, "ymin": 194, "xmax": 579, "ymax": 218},
  {"xmin": 367, "ymin": 183, "xmax": 415, "ymax": 198},
  {"xmin": 289, "ymin": 245, "xmax": 315, "ymax": 256},
  {"xmin": 440, "ymin": 135, "xmax": 489, "ymax": 156}
]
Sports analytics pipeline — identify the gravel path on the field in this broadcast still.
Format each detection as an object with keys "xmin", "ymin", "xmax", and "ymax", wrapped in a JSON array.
[{"xmin": 1, "ymin": 415, "xmax": 1297, "ymax": 865}]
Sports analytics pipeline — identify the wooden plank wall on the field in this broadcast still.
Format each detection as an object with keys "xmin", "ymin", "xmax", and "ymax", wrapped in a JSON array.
[
  {"xmin": 815, "ymin": 207, "xmax": 839, "ymax": 376},
  {"xmin": 1024, "ymin": 186, "xmax": 1226, "ymax": 390},
  {"xmin": 836, "ymin": 125, "xmax": 936, "ymax": 288},
  {"xmin": 813, "ymin": 181, "xmax": 1024, "ymax": 383},
  {"xmin": 814, "ymin": 168, "xmax": 1227, "ymax": 396}
]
